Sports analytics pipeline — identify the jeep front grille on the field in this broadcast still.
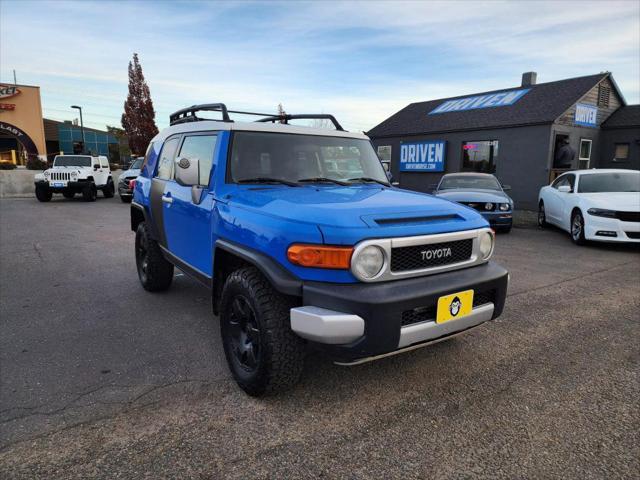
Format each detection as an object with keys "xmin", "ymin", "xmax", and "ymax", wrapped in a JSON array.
[
  {"xmin": 391, "ymin": 239, "xmax": 473, "ymax": 272},
  {"xmin": 51, "ymin": 172, "xmax": 71, "ymax": 181}
]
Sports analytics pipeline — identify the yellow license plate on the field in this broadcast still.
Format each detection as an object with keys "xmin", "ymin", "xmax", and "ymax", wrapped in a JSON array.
[{"xmin": 436, "ymin": 289, "xmax": 474, "ymax": 324}]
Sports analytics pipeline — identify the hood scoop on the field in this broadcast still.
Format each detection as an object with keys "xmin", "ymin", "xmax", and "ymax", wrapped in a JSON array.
[{"xmin": 366, "ymin": 213, "xmax": 464, "ymax": 227}]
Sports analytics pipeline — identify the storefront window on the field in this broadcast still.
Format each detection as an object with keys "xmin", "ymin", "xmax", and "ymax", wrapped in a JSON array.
[
  {"xmin": 461, "ymin": 140, "xmax": 498, "ymax": 173},
  {"xmin": 614, "ymin": 143, "xmax": 629, "ymax": 161},
  {"xmin": 579, "ymin": 139, "xmax": 592, "ymax": 169},
  {"xmin": 377, "ymin": 145, "xmax": 391, "ymax": 161}
]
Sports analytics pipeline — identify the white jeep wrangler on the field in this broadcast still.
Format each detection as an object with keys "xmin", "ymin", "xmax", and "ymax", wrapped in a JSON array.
[{"xmin": 34, "ymin": 154, "xmax": 115, "ymax": 202}]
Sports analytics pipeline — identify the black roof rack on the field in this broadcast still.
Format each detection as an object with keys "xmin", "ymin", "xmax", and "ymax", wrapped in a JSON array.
[
  {"xmin": 255, "ymin": 114, "xmax": 345, "ymax": 131},
  {"xmin": 169, "ymin": 103, "xmax": 346, "ymax": 131}
]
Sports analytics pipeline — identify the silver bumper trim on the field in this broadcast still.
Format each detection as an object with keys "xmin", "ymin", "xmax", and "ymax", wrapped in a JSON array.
[
  {"xmin": 398, "ymin": 303, "xmax": 494, "ymax": 348},
  {"xmin": 290, "ymin": 306, "xmax": 365, "ymax": 344}
]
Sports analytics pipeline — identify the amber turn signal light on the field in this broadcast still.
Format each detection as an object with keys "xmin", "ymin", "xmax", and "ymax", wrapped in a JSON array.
[{"xmin": 287, "ymin": 244, "xmax": 353, "ymax": 269}]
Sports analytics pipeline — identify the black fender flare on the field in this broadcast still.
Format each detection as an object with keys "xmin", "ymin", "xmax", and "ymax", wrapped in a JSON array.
[{"xmin": 214, "ymin": 239, "xmax": 302, "ymax": 297}]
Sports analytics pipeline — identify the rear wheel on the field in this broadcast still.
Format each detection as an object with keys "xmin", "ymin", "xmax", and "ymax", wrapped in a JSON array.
[
  {"xmin": 538, "ymin": 201, "xmax": 547, "ymax": 228},
  {"xmin": 82, "ymin": 184, "xmax": 97, "ymax": 202},
  {"xmin": 135, "ymin": 222, "xmax": 174, "ymax": 291},
  {"xmin": 220, "ymin": 267, "xmax": 304, "ymax": 396},
  {"xmin": 571, "ymin": 210, "xmax": 586, "ymax": 245},
  {"xmin": 35, "ymin": 186, "xmax": 52, "ymax": 202},
  {"xmin": 102, "ymin": 179, "xmax": 115, "ymax": 198}
]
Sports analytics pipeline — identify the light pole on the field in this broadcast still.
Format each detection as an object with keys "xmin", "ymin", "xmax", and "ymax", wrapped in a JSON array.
[{"xmin": 71, "ymin": 105, "xmax": 85, "ymax": 153}]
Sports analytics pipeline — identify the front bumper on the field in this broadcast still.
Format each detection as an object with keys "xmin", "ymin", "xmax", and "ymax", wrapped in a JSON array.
[
  {"xmin": 118, "ymin": 185, "xmax": 133, "ymax": 197},
  {"xmin": 34, "ymin": 180, "xmax": 88, "ymax": 191},
  {"xmin": 584, "ymin": 215, "xmax": 640, "ymax": 243},
  {"xmin": 481, "ymin": 211, "xmax": 512, "ymax": 228},
  {"xmin": 291, "ymin": 261, "xmax": 508, "ymax": 363}
]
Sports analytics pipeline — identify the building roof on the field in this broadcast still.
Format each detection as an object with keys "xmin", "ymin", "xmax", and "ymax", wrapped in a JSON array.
[
  {"xmin": 367, "ymin": 73, "xmax": 612, "ymax": 138},
  {"xmin": 601, "ymin": 105, "xmax": 640, "ymax": 129}
]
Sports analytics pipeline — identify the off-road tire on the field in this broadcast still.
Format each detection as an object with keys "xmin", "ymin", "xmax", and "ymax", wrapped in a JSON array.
[
  {"xmin": 102, "ymin": 179, "xmax": 115, "ymax": 198},
  {"xmin": 135, "ymin": 222, "xmax": 174, "ymax": 291},
  {"xmin": 62, "ymin": 191, "xmax": 75, "ymax": 199},
  {"xmin": 220, "ymin": 267, "xmax": 304, "ymax": 396},
  {"xmin": 538, "ymin": 201, "xmax": 547, "ymax": 228},
  {"xmin": 35, "ymin": 186, "xmax": 52, "ymax": 202},
  {"xmin": 571, "ymin": 210, "xmax": 586, "ymax": 246},
  {"xmin": 82, "ymin": 184, "xmax": 97, "ymax": 202}
]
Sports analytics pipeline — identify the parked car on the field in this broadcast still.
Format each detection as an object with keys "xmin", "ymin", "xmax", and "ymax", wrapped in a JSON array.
[
  {"xmin": 538, "ymin": 169, "xmax": 640, "ymax": 245},
  {"xmin": 34, "ymin": 154, "xmax": 114, "ymax": 202},
  {"xmin": 130, "ymin": 103, "xmax": 509, "ymax": 396},
  {"xmin": 118, "ymin": 156, "xmax": 143, "ymax": 202},
  {"xmin": 434, "ymin": 173, "xmax": 514, "ymax": 233}
]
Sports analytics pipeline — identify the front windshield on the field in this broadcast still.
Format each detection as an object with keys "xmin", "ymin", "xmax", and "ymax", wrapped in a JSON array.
[
  {"xmin": 578, "ymin": 171, "xmax": 640, "ymax": 193},
  {"xmin": 439, "ymin": 175, "xmax": 501, "ymax": 191},
  {"xmin": 130, "ymin": 158, "xmax": 143, "ymax": 169},
  {"xmin": 53, "ymin": 155, "xmax": 92, "ymax": 167},
  {"xmin": 229, "ymin": 132, "xmax": 388, "ymax": 185}
]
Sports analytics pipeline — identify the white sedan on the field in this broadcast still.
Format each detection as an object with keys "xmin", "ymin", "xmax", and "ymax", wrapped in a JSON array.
[{"xmin": 538, "ymin": 169, "xmax": 640, "ymax": 245}]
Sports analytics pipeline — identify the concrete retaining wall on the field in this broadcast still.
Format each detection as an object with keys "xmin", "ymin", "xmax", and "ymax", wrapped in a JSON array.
[{"xmin": 0, "ymin": 169, "xmax": 122, "ymax": 198}]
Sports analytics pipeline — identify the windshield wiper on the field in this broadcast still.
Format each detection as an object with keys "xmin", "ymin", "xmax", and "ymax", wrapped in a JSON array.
[
  {"xmin": 347, "ymin": 176, "xmax": 390, "ymax": 187},
  {"xmin": 237, "ymin": 177, "xmax": 299, "ymax": 187},
  {"xmin": 297, "ymin": 177, "xmax": 350, "ymax": 186}
]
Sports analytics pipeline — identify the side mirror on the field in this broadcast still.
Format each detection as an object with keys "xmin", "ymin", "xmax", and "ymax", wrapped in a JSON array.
[
  {"xmin": 386, "ymin": 171, "xmax": 393, "ymax": 182},
  {"xmin": 174, "ymin": 157, "xmax": 200, "ymax": 187},
  {"xmin": 93, "ymin": 164, "xmax": 100, "ymax": 170},
  {"xmin": 557, "ymin": 185, "xmax": 572, "ymax": 193},
  {"xmin": 502, "ymin": 184, "xmax": 512, "ymax": 191}
]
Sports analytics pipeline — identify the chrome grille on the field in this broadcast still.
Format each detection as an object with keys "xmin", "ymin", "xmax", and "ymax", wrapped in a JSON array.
[{"xmin": 51, "ymin": 172, "xmax": 71, "ymax": 181}]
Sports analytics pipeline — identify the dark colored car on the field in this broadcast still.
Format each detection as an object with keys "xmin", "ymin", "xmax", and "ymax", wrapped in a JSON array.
[
  {"xmin": 434, "ymin": 173, "xmax": 514, "ymax": 233},
  {"xmin": 118, "ymin": 157, "xmax": 143, "ymax": 202}
]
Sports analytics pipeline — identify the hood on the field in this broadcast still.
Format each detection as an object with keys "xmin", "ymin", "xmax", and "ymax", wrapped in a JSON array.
[
  {"xmin": 121, "ymin": 168, "xmax": 141, "ymax": 178},
  {"xmin": 435, "ymin": 189, "xmax": 511, "ymax": 204},
  {"xmin": 228, "ymin": 185, "xmax": 488, "ymax": 244},
  {"xmin": 580, "ymin": 192, "xmax": 640, "ymax": 211}
]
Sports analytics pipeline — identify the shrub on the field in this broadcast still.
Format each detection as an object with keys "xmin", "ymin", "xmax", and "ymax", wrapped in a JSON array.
[
  {"xmin": 26, "ymin": 157, "xmax": 47, "ymax": 170},
  {"xmin": 0, "ymin": 161, "xmax": 17, "ymax": 170}
]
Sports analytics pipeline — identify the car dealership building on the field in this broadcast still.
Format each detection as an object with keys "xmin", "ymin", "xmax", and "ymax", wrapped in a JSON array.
[
  {"xmin": 0, "ymin": 82, "xmax": 119, "ymax": 165},
  {"xmin": 368, "ymin": 72, "xmax": 639, "ymax": 210}
]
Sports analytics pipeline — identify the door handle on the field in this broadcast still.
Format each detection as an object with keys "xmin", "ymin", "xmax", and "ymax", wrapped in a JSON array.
[{"xmin": 162, "ymin": 195, "xmax": 173, "ymax": 204}]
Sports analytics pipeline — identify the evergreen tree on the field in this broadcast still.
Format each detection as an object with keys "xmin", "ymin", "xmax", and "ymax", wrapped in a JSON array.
[{"xmin": 121, "ymin": 53, "xmax": 158, "ymax": 155}]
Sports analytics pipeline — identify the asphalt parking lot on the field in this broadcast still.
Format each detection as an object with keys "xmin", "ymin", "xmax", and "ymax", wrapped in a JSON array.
[{"xmin": 1, "ymin": 196, "xmax": 639, "ymax": 479}]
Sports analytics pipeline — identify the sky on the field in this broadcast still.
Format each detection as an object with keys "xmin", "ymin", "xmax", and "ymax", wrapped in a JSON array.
[{"xmin": 1, "ymin": 0, "xmax": 639, "ymax": 132}]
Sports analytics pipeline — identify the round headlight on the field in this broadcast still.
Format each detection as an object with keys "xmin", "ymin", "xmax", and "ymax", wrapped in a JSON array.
[
  {"xmin": 70, "ymin": 171, "xmax": 78, "ymax": 179},
  {"xmin": 479, "ymin": 231, "xmax": 494, "ymax": 260},
  {"xmin": 485, "ymin": 202, "xmax": 494, "ymax": 211},
  {"xmin": 499, "ymin": 203, "xmax": 510, "ymax": 211},
  {"xmin": 43, "ymin": 170, "xmax": 50, "ymax": 177},
  {"xmin": 353, "ymin": 245, "xmax": 384, "ymax": 279}
]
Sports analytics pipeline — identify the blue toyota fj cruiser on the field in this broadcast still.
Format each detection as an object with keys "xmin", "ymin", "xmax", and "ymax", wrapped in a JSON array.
[{"xmin": 131, "ymin": 104, "xmax": 508, "ymax": 396}]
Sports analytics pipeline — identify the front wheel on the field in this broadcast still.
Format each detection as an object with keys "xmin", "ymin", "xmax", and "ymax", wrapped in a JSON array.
[
  {"xmin": 102, "ymin": 179, "xmax": 115, "ymax": 198},
  {"xmin": 82, "ymin": 184, "xmax": 97, "ymax": 202},
  {"xmin": 571, "ymin": 210, "xmax": 586, "ymax": 245},
  {"xmin": 220, "ymin": 267, "xmax": 305, "ymax": 396},
  {"xmin": 135, "ymin": 222, "xmax": 174, "ymax": 291},
  {"xmin": 538, "ymin": 201, "xmax": 547, "ymax": 228},
  {"xmin": 35, "ymin": 186, "xmax": 52, "ymax": 202}
]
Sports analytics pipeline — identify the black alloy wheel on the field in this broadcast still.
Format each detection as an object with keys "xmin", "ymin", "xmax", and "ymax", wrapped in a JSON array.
[{"xmin": 227, "ymin": 295, "xmax": 261, "ymax": 372}]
